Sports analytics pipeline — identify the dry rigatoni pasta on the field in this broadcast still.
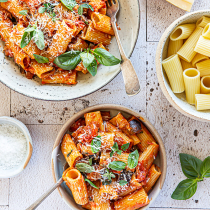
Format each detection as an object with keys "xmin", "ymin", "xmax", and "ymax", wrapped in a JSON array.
[
  {"xmin": 196, "ymin": 16, "xmax": 210, "ymax": 28},
  {"xmin": 162, "ymin": 54, "xmax": 185, "ymax": 93},
  {"xmin": 195, "ymin": 94, "xmax": 210, "ymax": 110},
  {"xmin": 201, "ymin": 76, "xmax": 210, "ymax": 94},
  {"xmin": 192, "ymin": 53, "xmax": 209, "ymax": 67},
  {"xmin": 180, "ymin": 59, "xmax": 194, "ymax": 70},
  {"xmin": 194, "ymin": 35, "xmax": 210, "ymax": 57},
  {"xmin": 167, "ymin": 39, "xmax": 183, "ymax": 57},
  {"xmin": 170, "ymin": 24, "xmax": 195, "ymax": 41},
  {"xmin": 183, "ymin": 68, "xmax": 200, "ymax": 104},
  {"xmin": 202, "ymin": 23, "xmax": 210, "ymax": 39},
  {"xmin": 196, "ymin": 59, "xmax": 210, "ymax": 77}
]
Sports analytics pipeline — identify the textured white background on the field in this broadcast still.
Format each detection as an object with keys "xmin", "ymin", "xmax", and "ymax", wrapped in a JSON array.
[{"xmin": 1, "ymin": 0, "xmax": 210, "ymax": 209}]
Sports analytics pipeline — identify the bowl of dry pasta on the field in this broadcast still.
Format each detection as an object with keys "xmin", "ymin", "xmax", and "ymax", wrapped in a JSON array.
[
  {"xmin": 156, "ymin": 10, "xmax": 210, "ymax": 122},
  {"xmin": 51, "ymin": 104, "xmax": 167, "ymax": 210}
]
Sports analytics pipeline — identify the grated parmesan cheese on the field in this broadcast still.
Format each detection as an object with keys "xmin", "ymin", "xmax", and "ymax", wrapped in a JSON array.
[{"xmin": 0, "ymin": 124, "xmax": 27, "ymax": 170}]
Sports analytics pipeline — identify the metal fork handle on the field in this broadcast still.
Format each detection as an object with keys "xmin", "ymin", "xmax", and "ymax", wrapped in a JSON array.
[
  {"xmin": 111, "ymin": 18, "xmax": 140, "ymax": 96},
  {"xmin": 25, "ymin": 178, "xmax": 64, "ymax": 210}
]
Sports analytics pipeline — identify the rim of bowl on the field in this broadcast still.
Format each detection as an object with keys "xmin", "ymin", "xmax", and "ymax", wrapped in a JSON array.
[
  {"xmin": 0, "ymin": 116, "xmax": 33, "ymax": 178},
  {"xmin": 156, "ymin": 10, "xmax": 210, "ymax": 123},
  {"xmin": 51, "ymin": 104, "xmax": 167, "ymax": 209},
  {"xmin": 0, "ymin": 0, "xmax": 141, "ymax": 102}
]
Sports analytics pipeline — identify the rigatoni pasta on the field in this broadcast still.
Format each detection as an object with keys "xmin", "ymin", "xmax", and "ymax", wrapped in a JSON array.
[
  {"xmin": 201, "ymin": 76, "xmax": 210, "ymax": 94},
  {"xmin": 196, "ymin": 59, "xmax": 210, "ymax": 77},
  {"xmin": 180, "ymin": 59, "xmax": 194, "ymax": 70},
  {"xmin": 196, "ymin": 16, "xmax": 210, "ymax": 28},
  {"xmin": 202, "ymin": 23, "xmax": 210, "ymax": 39},
  {"xmin": 194, "ymin": 35, "xmax": 210, "ymax": 57},
  {"xmin": 192, "ymin": 53, "xmax": 209, "ymax": 67},
  {"xmin": 195, "ymin": 94, "xmax": 210, "ymax": 110},
  {"xmin": 167, "ymin": 39, "xmax": 183, "ymax": 57}
]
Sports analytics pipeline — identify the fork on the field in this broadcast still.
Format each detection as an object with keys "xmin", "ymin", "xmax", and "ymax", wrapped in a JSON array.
[{"xmin": 106, "ymin": 0, "xmax": 140, "ymax": 96}]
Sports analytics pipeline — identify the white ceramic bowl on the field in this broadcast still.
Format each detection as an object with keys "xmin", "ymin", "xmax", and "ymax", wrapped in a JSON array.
[
  {"xmin": 0, "ymin": 0, "xmax": 140, "ymax": 101},
  {"xmin": 156, "ymin": 10, "xmax": 210, "ymax": 122},
  {"xmin": 0, "ymin": 117, "xmax": 33, "ymax": 178},
  {"xmin": 51, "ymin": 104, "xmax": 167, "ymax": 210}
]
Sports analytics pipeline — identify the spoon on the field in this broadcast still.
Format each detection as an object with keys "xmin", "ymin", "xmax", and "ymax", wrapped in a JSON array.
[{"xmin": 26, "ymin": 162, "xmax": 69, "ymax": 210}]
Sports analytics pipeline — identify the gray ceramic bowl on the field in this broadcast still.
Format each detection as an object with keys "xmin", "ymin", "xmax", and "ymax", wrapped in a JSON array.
[
  {"xmin": 156, "ymin": 10, "xmax": 210, "ymax": 122},
  {"xmin": 0, "ymin": 0, "xmax": 140, "ymax": 101},
  {"xmin": 51, "ymin": 104, "xmax": 167, "ymax": 210}
]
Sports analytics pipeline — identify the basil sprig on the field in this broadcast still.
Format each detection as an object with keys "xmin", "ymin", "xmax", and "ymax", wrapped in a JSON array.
[
  {"xmin": 110, "ymin": 142, "xmax": 122, "ymax": 157},
  {"xmin": 38, "ymin": 3, "xmax": 58, "ymax": 22},
  {"xmin": 75, "ymin": 163, "xmax": 95, "ymax": 173},
  {"xmin": 33, "ymin": 54, "xmax": 49, "ymax": 63},
  {"xmin": 60, "ymin": 0, "xmax": 77, "ymax": 11},
  {"xmin": 0, "ymin": 0, "xmax": 8, "ymax": 2},
  {"xmin": 121, "ymin": 143, "xmax": 130, "ymax": 151},
  {"xmin": 54, "ymin": 48, "xmax": 121, "ymax": 76},
  {"xmin": 20, "ymin": 23, "xmax": 45, "ymax": 50},
  {"xmin": 108, "ymin": 161, "xmax": 126, "ymax": 171},
  {"xmin": 91, "ymin": 136, "xmax": 101, "ymax": 153},
  {"xmin": 78, "ymin": 3, "xmax": 94, "ymax": 15},
  {"xmin": 172, "ymin": 153, "xmax": 210, "ymax": 200},
  {"xmin": 103, "ymin": 169, "xmax": 115, "ymax": 181},
  {"xmin": 19, "ymin": 10, "xmax": 28, "ymax": 15},
  {"xmin": 119, "ymin": 180, "xmax": 128, "ymax": 186},
  {"xmin": 127, "ymin": 149, "xmax": 139, "ymax": 169},
  {"xmin": 85, "ymin": 178, "xmax": 99, "ymax": 189}
]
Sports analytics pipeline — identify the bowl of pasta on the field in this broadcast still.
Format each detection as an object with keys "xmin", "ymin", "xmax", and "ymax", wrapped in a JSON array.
[
  {"xmin": 51, "ymin": 104, "xmax": 167, "ymax": 210},
  {"xmin": 156, "ymin": 10, "xmax": 210, "ymax": 122},
  {"xmin": 0, "ymin": 0, "xmax": 140, "ymax": 100}
]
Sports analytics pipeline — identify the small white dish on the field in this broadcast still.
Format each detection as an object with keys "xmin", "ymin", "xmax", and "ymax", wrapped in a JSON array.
[
  {"xmin": 0, "ymin": 116, "xmax": 33, "ymax": 178},
  {"xmin": 0, "ymin": 0, "xmax": 140, "ymax": 101},
  {"xmin": 156, "ymin": 10, "xmax": 210, "ymax": 122}
]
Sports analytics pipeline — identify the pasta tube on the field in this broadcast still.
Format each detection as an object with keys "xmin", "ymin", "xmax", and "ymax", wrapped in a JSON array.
[
  {"xmin": 183, "ymin": 68, "xmax": 200, "ymax": 104},
  {"xmin": 61, "ymin": 134, "xmax": 83, "ymax": 169},
  {"xmin": 114, "ymin": 188, "xmax": 150, "ymax": 210},
  {"xmin": 196, "ymin": 59, "xmax": 210, "ymax": 77},
  {"xmin": 170, "ymin": 24, "xmax": 196, "ymax": 41},
  {"xmin": 194, "ymin": 36, "xmax": 210, "ymax": 57},
  {"xmin": 162, "ymin": 54, "xmax": 185, "ymax": 93},
  {"xmin": 192, "ymin": 53, "xmax": 209, "ymax": 67},
  {"xmin": 201, "ymin": 76, "xmax": 210, "ymax": 94},
  {"xmin": 202, "ymin": 23, "xmax": 210, "ymax": 39},
  {"xmin": 195, "ymin": 94, "xmax": 210, "ymax": 110},
  {"xmin": 99, "ymin": 132, "xmax": 114, "ymax": 150},
  {"xmin": 167, "ymin": 39, "xmax": 183, "ymax": 57},
  {"xmin": 62, "ymin": 168, "xmax": 89, "ymax": 205},
  {"xmin": 177, "ymin": 27, "xmax": 203, "ymax": 62},
  {"xmin": 180, "ymin": 59, "xmax": 193, "ymax": 71},
  {"xmin": 196, "ymin": 16, "xmax": 210, "ymax": 28},
  {"xmin": 144, "ymin": 164, "xmax": 161, "ymax": 193},
  {"xmin": 91, "ymin": 12, "xmax": 114, "ymax": 35}
]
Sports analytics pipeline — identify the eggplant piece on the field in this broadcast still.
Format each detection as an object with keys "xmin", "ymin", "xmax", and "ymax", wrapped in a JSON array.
[
  {"xmin": 117, "ymin": 170, "xmax": 133, "ymax": 183},
  {"xmin": 129, "ymin": 119, "xmax": 142, "ymax": 134}
]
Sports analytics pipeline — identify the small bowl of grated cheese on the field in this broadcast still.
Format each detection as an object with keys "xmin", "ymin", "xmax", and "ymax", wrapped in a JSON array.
[{"xmin": 0, "ymin": 116, "xmax": 33, "ymax": 178}]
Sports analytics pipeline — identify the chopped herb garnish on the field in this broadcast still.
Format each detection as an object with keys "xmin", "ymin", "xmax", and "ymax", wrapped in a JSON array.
[
  {"xmin": 119, "ymin": 180, "xmax": 128, "ymax": 186},
  {"xmin": 103, "ymin": 169, "xmax": 115, "ymax": 181},
  {"xmin": 121, "ymin": 143, "xmax": 130, "ymax": 151},
  {"xmin": 85, "ymin": 178, "xmax": 99, "ymax": 189},
  {"xmin": 110, "ymin": 142, "xmax": 122, "ymax": 157},
  {"xmin": 67, "ymin": 149, "xmax": 73, "ymax": 157}
]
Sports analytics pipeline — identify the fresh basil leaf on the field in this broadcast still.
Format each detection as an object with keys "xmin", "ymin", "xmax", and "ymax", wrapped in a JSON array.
[
  {"xmin": 110, "ymin": 150, "xmax": 114, "ymax": 157},
  {"xmin": 117, "ymin": 150, "xmax": 122, "ymax": 155},
  {"xmin": 54, "ymin": 51, "xmax": 81, "ymax": 70},
  {"xmin": 128, "ymin": 149, "xmax": 139, "ymax": 169},
  {"xmin": 0, "ymin": 0, "xmax": 8, "ymax": 2},
  {"xmin": 87, "ymin": 59, "xmax": 97, "ymax": 76},
  {"xmin": 171, "ymin": 179, "xmax": 197, "ymax": 200},
  {"xmin": 103, "ymin": 169, "xmax": 115, "ymax": 181},
  {"xmin": 19, "ymin": 10, "xmax": 28, "ymax": 15},
  {"xmin": 20, "ymin": 31, "xmax": 33, "ymax": 48},
  {"xmin": 34, "ymin": 29, "xmax": 45, "ymax": 50},
  {"xmin": 108, "ymin": 161, "xmax": 126, "ymax": 171},
  {"xmin": 91, "ymin": 136, "xmax": 101, "ymax": 153},
  {"xmin": 93, "ymin": 48, "xmax": 121, "ymax": 66},
  {"xmin": 67, "ymin": 149, "xmax": 73, "ymax": 157},
  {"xmin": 84, "ymin": 21, "xmax": 89, "ymax": 25},
  {"xmin": 85, "ymin": 178, "xmax": 99, "ymax": 189},
  {"xmin": 78, "ymin": 3, "xmax": 94, "ymax": 15},
  {"xmin": 89, "ymin": 157, "xmax": 93, "ymax": 166},
  {"xmin": 119, "ymin": 180, "xmax": 128, "ymax": 186},
  {"xmin": 25, "ymin": 27, "xmax": 36, "ymax": 33},
  {"xmin": 80, "ymin": 52, "xmax": 95, "ymax": 68},
  {"xmin": 38, "ymin": 6, "xmax": 46, "ymax": 13},
  {"xmin": 179, "ymin": 153, "xmax": 202, "ymax": 179},
  {"xmin": 33, "ymin": 54, "xmax": 49, "ymax": 63},
  {"xmin": 60, "ymin": 0, "xmax": 77, "ymax": 11},
  {"xmin": 200, "ymin": 156, "xmax": 210, "ymax": 178},
  {"xmin": 75, "ymin": 163, "xmax": 95, "ymax": 173},
  {"xmin": 121, "ymin": 143, "xmax": 130, "ymax": 151}
]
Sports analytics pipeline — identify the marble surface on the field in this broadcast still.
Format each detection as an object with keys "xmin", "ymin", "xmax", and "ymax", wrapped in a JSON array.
[{"xmin": 0, "ymin": 0, "xmax": 210, "ymax": 209}]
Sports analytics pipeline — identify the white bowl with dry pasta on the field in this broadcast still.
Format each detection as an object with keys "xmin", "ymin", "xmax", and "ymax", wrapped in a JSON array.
[
  {"xmin": 156, "ymin": 10, "xmax": 210, "ymax": 122},
  {"xmin": 0, "ymin": 116, "xmax": 33, "ymax": 178}
]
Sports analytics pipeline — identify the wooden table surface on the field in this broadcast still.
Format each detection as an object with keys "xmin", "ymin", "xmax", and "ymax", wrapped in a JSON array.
[{"xmin": 1, "ymin": 0, "xmax": 210, "ymax": 209}]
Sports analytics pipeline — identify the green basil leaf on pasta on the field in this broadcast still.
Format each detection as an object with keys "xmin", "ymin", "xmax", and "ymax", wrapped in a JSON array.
[
  {"xmin": 19, "ymin": 10, "xmax": 28, "ymax": 15},
  {"xmin": 85, "ymin": 178, "xmax": 99, "ymax": 189},
  {"xmin": 128, "ymin": 149, "xmax": 139, "ymax": 169},
  {"xmin": 91, "ymin": 136, "xmax": 101, "ymax": 153},
  {"xmin": 103, "ymin": 169, "xmax": 115, "ymax": 181},
  {"xmin": 20, "ymin": 32, "xmax": 33, "ymax": 48},
  {"xmin": 171, "ymin": 179, "xmax": 197, "ymax": 200},
  {"xmin": 38, "ymin": 7, "xmax": 46, "ymax": 13},
  {"xmin": 87, "ymin": 59, "xmax": 97, "ymax": 76},
  {"xmin": 93, "ymin": 48, "xmax": 121, "ymax": 66},
  {"xmin": 179, "ymin": 153, "xmax": 202, "ymax": 179},
  {"xmin": 80, "ymin": 52, "xmax": 95, "ymax": 68},
  {"xmin": 33, "ymin": 54, "xmax": 49, "ymax": 63},
  {"xmin": 119, "ymin": 180, "xmax": 128, "ymax": 186},
  {"xmin": 0, "ymin": 0, "xmax": 8, "ymax": 2},
  {"xmin": 108, "ymin": 161, "xmax": 126, "ymax": 171},
  {"xmin": 78, "ymin": 3, "xmax": 94, "ymax": 15},
  {"xmin": 121, "ymin": 143, "xmax": 130, "ymax": 151},
  {"xmin": 34, "ymin": 29, "xmax": 45, "ymax": 50},
  {"xmin": 200, "ymin": 156, "xmax": 210, "ymax": 178},
  {"xmin": 76, "ymin": 163, "xmax": 95, "ymax": 173},
  {"xmin": 60, "ymin": 0, "xmax": 77, "ymax": 11}
]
